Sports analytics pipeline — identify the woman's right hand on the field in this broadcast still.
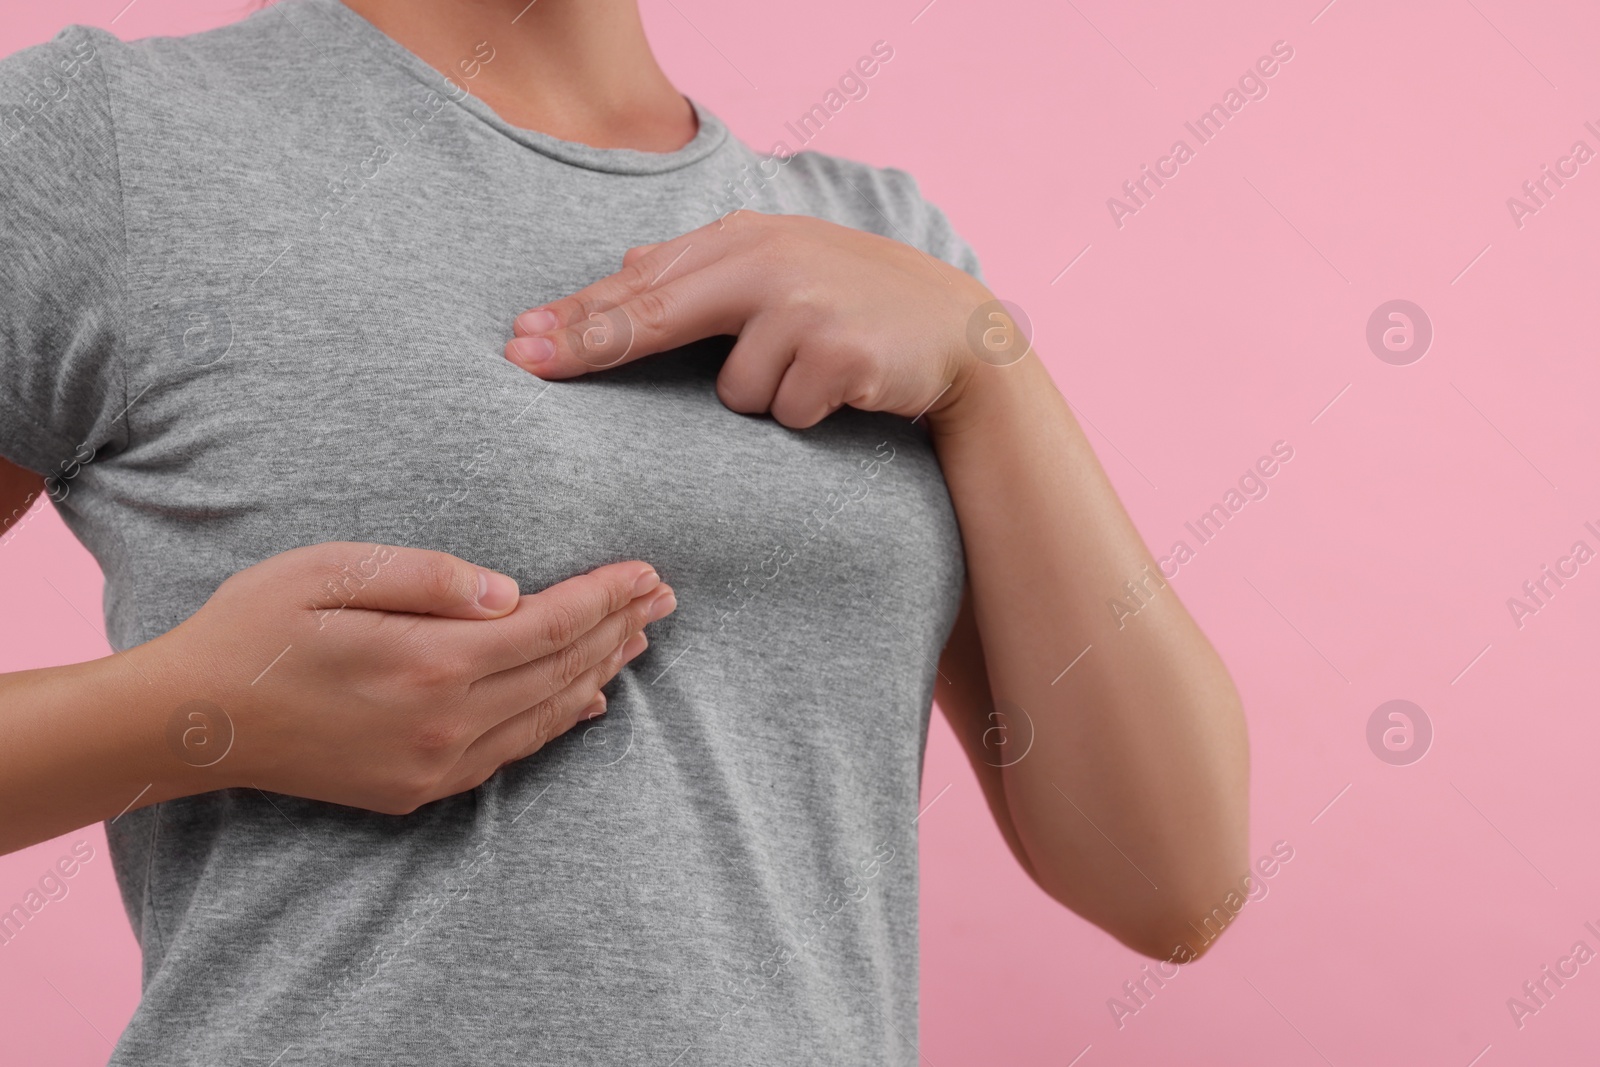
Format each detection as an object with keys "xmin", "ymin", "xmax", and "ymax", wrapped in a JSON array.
[{"xmin": 137, "ymin": 543, "xmax": 675, "ymax": 815}]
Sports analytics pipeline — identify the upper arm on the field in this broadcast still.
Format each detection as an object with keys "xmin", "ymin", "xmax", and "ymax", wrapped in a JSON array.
[
  {"xmin": 0, "ymin": 27, "xmax": 129, "ymax": 479},
  {"xmin": 934, "ymin": 584, "xmax": 1041, "ymax": 883}
]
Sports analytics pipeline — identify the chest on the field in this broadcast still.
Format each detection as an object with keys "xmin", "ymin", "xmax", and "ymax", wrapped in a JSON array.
[{"xmin": 109, "ymin": 134, "xmax": 965, "ymax": 645}]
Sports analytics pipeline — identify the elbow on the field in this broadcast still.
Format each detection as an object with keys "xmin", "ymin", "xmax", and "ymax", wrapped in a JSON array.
[
  {"xmin": 1032, "ymin": 871, "xmax": 1250, "ymax": 964},
  {"xmin": 1105, "ymin": 856, "xmax": 1266, "ymax": 964},
  {"xmin": 1061, "ymin": 847, "xmax": 1260, "ymax": 965},
  {"xmin": 1114, "ymin": 906, "xmax": 1230, "ymax": 964}
]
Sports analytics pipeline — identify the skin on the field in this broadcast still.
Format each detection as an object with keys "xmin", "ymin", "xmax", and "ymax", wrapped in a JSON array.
[
  {"xmin": 0, "ymin": 0, "xmax": 1249, "ymax": 966},
  {"xmin": 502, "ymin": 214, "xmax": 1251, "ymax": 961},
  {"xmin": 0, "ymin": 531, "xmax": 676, "ymax": 853},
  {"xmin": 0, "ymin": 0, "xmax": 704, "ymax": 855}
]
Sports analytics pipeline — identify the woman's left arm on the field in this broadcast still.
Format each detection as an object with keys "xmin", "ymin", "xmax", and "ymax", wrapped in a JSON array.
[
  {"xmin": 927, "ymin": 353, "xmax": 1249, "ymax": 962},
  {"xmin": 503, "ymin": 211, "xmax": 1249, "ymax": 959}
]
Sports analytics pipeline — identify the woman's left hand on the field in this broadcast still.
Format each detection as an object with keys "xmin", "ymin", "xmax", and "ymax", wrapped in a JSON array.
[
  {"xmin": 503, "ymin": 212, "xmax": 1007, "ymax": 429},
  {"xmin": 504, "ymin": 210, "xmax": 1253, "ymax": 959}
]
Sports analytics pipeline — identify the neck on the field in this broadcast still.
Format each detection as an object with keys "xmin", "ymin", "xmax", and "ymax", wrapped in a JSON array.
[{"xmin": 338, "ymin": 0, "xmax": 697, "ymax": 151}]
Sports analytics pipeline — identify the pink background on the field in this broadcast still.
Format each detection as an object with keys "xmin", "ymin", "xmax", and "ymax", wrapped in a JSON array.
[{"xmin": 4, "ymin": 0, "xmax": 1600, "ymax": 1063}]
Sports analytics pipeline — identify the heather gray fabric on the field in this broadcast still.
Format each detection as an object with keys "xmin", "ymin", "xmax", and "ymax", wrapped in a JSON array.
[{"xmin": 0, "ymin": 3, "xmax": 985, "ymax": 1063}]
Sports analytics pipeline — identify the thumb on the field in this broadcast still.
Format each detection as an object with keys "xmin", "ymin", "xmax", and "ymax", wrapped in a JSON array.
[{"xmin": 294, "ymin": 543, "xmax": 520, "ymax": 620}]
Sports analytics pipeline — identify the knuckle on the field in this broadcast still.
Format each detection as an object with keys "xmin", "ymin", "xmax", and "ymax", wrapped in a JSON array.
[
  {"xmin": 777, "ymin": 279, "xmax": 819, "ymax": 308},
  {"xmin": 628, "ymin": 592, "xmax": 658, "ymax": 626},
  {"xmin": 537, "ymin": 599, "xmax": 583, "ymax": 649},
  {"xmin": 553, "ymin": 639, "xmax": 591, "ymax": 684},
  {"xmin": 599, "ymin": 646, "xmax": 628, "ymax": 681},
  {"xmin": 630, "ymin": 289, "xmax": 673, "ymax": 333},
  {"xmin": 755, "ymin": 223, "xmax": 801, "ymax": 263},
  {"xmin": 558, "ymin": 303, "xmax": 596, "ymax": 350},
  {"xmin": 296, "ymin": 553, "xmax": 358, "ymax": 603},
  {"xmin": 572, "ymin": 293, "xmax": 612, "ymax": 330},
  {"xmin": 417, "ymin": 554, "xmax": 467, "ymax": 607},
  {"xmin": 605, "ymin": 577, "xmax": 634, "ymax": 615},
  {"xmin": 536, "ymin": 701, "xmax": 568, "ymax": 742},
  {"xmin": 519, "ymin": 701, "xmax": 563, "ymax": 752},
  {"xmin": 781, "ymin": 282, "xmax": 829, "ymax": 321},
  {"xmin": 408, "ymin": 715, "xmax": 464, "ymax": 756},
  {"xmin": 812, "ymin": 339, "xmax": 866, "ymax": 383},
  {"xmin": 589, "ymin": 570, "xmax": 632, "ymax": 618},
  {"xmin": 838, "ymin": 361, "xmax": 876, "ymax": 403},
  {"xmin": 587, "ymin": 646, "xmax": 626, "ymax": 685},
  {"xmin": 616, "ymin": 260, "xmax": 656, "ymax": 297},
  {"xmin": 403, "ymin": 647, "xmax": 469, "ymax": 692},
  {"xmin": 849, "ymin": 377, "xmax": 884, "ymax": 411}
]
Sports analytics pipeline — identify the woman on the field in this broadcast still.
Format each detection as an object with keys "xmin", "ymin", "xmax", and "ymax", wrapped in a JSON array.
[{"xmin": 0, "ymin": 0, "xmax": 1249, "ymax": 1062}]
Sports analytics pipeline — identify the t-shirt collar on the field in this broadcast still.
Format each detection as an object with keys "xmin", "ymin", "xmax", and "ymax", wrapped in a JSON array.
[{"xmin": 298, "ymin": 0, "xmax": 731, "ymax": 175}]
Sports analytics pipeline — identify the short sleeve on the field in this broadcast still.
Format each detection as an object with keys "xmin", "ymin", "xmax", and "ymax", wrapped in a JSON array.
[
  {"xmin": 879, "ymin": 165, "xmax": 985, "ymax": 286},
  {"xmin": 0, "ymin": 25, "xmax": 129, "ymax": 477}
]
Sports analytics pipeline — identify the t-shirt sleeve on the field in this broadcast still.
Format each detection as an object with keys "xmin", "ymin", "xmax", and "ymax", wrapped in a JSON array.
[
  {"xmin": 877, "ymin": 165, "xmax": 985, "ymax": 287},
  {"xmin": 0, "ymin": 25, "xmax": 129, "ymax": 477}
]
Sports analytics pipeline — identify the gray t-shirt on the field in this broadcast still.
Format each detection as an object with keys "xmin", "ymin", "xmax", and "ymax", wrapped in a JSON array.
[{"xmin": 0, "ymin": 3, "xmax": 984, "ymax": 1063}]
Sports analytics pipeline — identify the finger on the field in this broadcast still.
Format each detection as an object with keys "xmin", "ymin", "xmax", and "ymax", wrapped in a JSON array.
[
  {"xmin": 505, "ymin": 245, "xmax": 754, "ymax": 379},
  {"xmin": 510, "ymin": 229, "xmax": 713, "ymax": 341},
  {"xmin": 770, "ymin": 356, "xmax": 847, "ymax": 429},
  {"xmin": 441, "ymin": 561, "xmax": 664, "ymax": 677},
  {"xmin": 714, "ymin": 311, "xmax": 795, "ymax": 416},
  {"xmin": 293, "ymin": 542, "xmax": 523, "ymax": 621},
  {"xmin": 453, "ymin": 630, "xmax": 649, "ymax": 782},
  {"xmin": 621, "ymin": 242, "xmax": 662, "ymax": 267},
  {"xmin": 465, "ymin": 583, "xmax": 675, "ymax": 719}
]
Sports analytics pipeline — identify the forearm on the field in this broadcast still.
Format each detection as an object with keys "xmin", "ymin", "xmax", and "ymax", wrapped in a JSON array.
[
  {"xmin": 930, "ymin": 354, "xmax": 1249, "ymax": 958},
  {"xmin": 0, "ymin": 644, "xmax": 205, "ymax": 855}
]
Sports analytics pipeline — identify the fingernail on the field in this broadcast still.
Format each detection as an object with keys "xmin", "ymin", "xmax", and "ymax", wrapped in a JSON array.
[
  {"xmin": 476, "ymin": 570, "xmax": 520, "ymax": 612},
  {"xmin": 509, "ymin": 336, "xmax": 554, "ymax": 364},
  {"xmin": 646, "ymin": 589, "xmax": 676, "ymax": 622},
  {"xmin": 633, "ymin": 568, "xmax": 661, "ymax": 597},
  {"xmin": 517, "ymin": 309, "xmax": 559, "ymax": 334},
  {"xmin": 621, "ymin": 632, "xmax": 649, "ymax": 662},
  {"xmin": 583, "ymin": 693, "xmax": 607, "ymax": 719}
]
